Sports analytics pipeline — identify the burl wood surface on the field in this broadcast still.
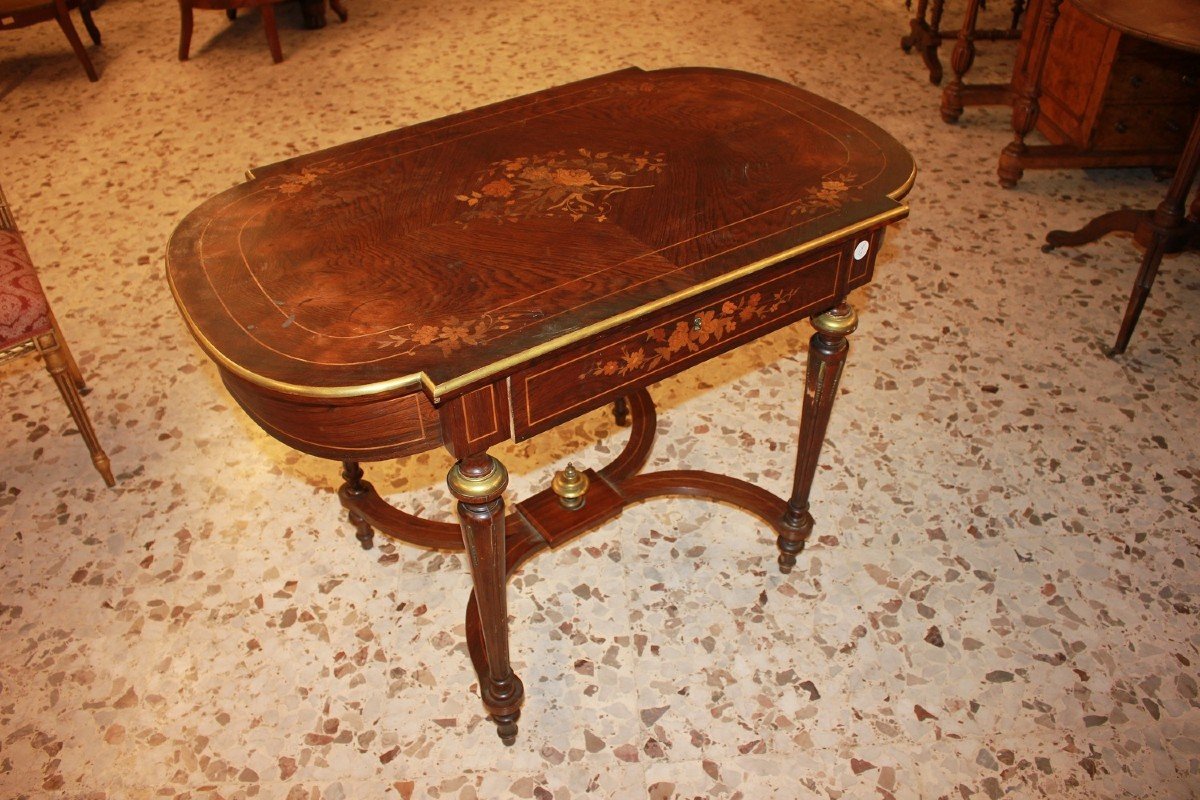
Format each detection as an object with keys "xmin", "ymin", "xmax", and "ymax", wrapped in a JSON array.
[{"xmin": 167, "ymin": 67, "xmax": 913, "ymax": 401}]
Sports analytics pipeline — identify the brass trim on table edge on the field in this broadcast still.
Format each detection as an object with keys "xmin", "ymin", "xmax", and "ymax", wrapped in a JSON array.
[
  {"xmin": 888, "ymin": 163, "xmax": 917, "ymax": 203},
  {"xmin": 165, "ymin": 202, "xmax": 910, "ymax": 403}
]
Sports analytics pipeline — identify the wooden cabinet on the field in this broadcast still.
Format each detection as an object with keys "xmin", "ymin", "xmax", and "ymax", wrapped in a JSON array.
[
  {"xmin": 1034, "ymin": 1, "xmax": 1200, "ymax": 153},
  {"xmin": 1000, "ymin": 0, "xmax": 1200, "ymax": 184}
]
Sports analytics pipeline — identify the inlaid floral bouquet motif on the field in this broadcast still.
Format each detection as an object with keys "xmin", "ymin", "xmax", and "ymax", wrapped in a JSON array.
[
  {"xmin": 457, "ymin": 149, "xmax": 667, "ymax": 224},
  {"xmin": 581, "ymin": 287, "xmax": 799, "ymax": 380},
  {"xmin": 377, "ymin": 311, "xmax": 531, "ymax": 356},
  {"xmin": 791, "ymin": 172, "xmax": 857, "ymax": 216}
]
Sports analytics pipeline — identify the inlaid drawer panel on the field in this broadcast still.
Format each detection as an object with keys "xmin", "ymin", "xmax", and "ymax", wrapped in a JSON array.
[{"xmin": 509, "ymin": 244, "xmax": 854, "ymax": 440}]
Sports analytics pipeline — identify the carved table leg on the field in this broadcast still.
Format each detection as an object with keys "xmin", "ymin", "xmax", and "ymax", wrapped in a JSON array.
[
  {"xmin": 340, "ymin": 461, "xmax": 375, "ymax": 549},
  {"xmin": 778, "ymin": 304, "xmax": 857, "ymax": 574},
  {"xmin": 449, "ymin": 453, "xmax": 524, "ymax": 745},
  {"xmin": 1110, "ymin": 107, "xmax": 1200, "ymax": 355},
  {"xmin": 941, "ymin": 0, "xmax": 983, "ymax": 123},
  {"xmin": 998, "ymin": 0, "xmax": 1062, "ymax": 188}
]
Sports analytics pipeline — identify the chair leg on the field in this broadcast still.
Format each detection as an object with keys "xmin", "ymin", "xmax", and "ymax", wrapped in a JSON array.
[
  {"xmin": 36, "ymin": 330, "xmax": 114, "ymax": 487},
  {"xmin": 49, "ymin": 311, "xmax": 89, "ymax": 394},
  {"xmin": 78, "ymin": 0, "xmax": 101, "ymax": 45},
  {"xmin": 54, "ymin": 6, "xmax": 99, "ymax": 81},
  {"xmin": 226, "ymin": 8, "xmax": 237, "ymax": 20},
  {"xmin": 178, "ymin": 0, "xmax": 193, "ymax": 61},
  {"xmin": 330, "ymin": 0, "xmax": 348, "ymax": 22},
  {"xmin": 261, "ymin": 3, "xmax": 283, "ymax": 63}
]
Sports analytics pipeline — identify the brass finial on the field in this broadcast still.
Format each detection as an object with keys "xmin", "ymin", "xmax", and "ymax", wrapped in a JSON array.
[{"xmin": 551, "ymin": 463, "xmax": 589, "ymax": 510}]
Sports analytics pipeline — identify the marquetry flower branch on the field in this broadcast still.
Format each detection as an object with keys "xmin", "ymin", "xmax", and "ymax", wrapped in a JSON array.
[
  {"xmin": 457, "ymin": 149, "xmax": 666, "ymax": 224},
  {"xmin": 790, "ymin": 171, "xmax": 857, "ymax": 216},
  {"xmin": 277, "ymin": 167, "xmax": 331, "ymax": 195},
  {"xmin": 377, "ymin": 311, "xmax": 530, "ymax": 356},
  {"xmin": 581, "ymin": 287, "xmax": 799, "ymax": 379}
]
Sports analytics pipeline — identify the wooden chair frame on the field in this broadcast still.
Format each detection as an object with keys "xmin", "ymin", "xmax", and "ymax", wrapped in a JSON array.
[
  {"xmin": 0, "ymin": 0, "xmax": 102, "ymax": 81},
  {"xmin": 0, "ymin": 184, "xmax": 114, "ymax": 486}
]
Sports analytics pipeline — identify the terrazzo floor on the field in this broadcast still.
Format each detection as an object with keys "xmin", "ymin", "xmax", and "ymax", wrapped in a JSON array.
[{"xmin": 2, "ymin": 0, "xmax": 1199, "ymax": 797}]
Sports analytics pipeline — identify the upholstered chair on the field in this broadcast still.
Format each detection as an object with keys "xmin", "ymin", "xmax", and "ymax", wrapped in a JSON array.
[
  {"xmin": 0, "ymin": 183, "xmax": 114, "ymax": 487},
  {"xmin": 0, "ymin": 0, "xmax": 102, "ymax": 81}
]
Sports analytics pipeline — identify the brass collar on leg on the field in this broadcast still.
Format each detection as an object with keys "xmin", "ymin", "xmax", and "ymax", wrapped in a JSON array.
[{"xmin": 447, "ymin": 457, "xmax": 509, "ymax": 502}]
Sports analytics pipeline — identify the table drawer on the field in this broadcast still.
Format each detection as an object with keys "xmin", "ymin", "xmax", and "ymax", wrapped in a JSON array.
[
  {"xmin": 509, "ymin": 243, "xmax": 858, "ymax": 440},
  {"xmin": 1091, "ymin": 103, "xmax": 1194, "ymax": 152}
]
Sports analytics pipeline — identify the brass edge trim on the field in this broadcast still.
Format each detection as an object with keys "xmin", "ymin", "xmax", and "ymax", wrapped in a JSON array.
[
  {"xmin": 167, "ymin": 204, "xmax": 908, "ymax": 402},
  {"xmin": 887, "ymin": 163, "xmax": 917, "ymax": 202}
]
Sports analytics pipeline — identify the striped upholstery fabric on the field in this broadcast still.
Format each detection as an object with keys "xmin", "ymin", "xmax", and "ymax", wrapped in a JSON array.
[{"xmin": 0, "ymin": 228, "xmax": 52, "ymax": 349}]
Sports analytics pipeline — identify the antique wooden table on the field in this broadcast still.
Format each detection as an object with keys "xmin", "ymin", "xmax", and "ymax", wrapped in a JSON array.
[
  {"xmin": 167, "ymin": 67, "xmax": 914, "ymax": 744},
  {"xmin": 1041, "ymin": 0, "xmax": 1200, "ymax": 354}
]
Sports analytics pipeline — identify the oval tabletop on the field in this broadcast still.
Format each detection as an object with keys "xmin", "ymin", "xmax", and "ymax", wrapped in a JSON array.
[
  {"xmin": 167, "ymin": 67, "xmax": 914, "ymax": 400},
  {"xmin": 1070, "ymin": 0, "xmax": 1200, "ymax": 54}
]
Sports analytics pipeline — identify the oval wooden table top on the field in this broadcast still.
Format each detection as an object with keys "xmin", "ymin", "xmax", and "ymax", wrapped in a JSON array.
[
  {"xmin": 1071, "ymin": 0, "xmax": 1200, "ymax": 54},
  {"xmin": 167, "ymin": 67, "xmax": 915, "ymax": 401}
]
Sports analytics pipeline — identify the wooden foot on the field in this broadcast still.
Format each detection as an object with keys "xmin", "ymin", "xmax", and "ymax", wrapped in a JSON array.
[
  {"xmin": 612, "ymin": 395, "xmax": 630, "ymax": 427},
  {"xmin": 1043, "ymin": 209, "xmax": 1148, "ymax": 252},
  {"xmin": 339, "ymin": 461, "xmax": 375, "ymax": 549},
  {"xmin": 449, "ymin": 454, "xmax": 523, "ymax": 745},
  {"xmin": 330, "ymin": 0, "xmax": 348, "ymax": 22},
  {"xmin": 780, "ymin": 304, "xmax": 856, "ymax": 573}
]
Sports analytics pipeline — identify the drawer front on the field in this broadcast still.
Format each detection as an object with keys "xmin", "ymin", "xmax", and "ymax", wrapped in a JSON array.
[
  {"xmin": 1106, "ymin": 45, "xmax": 1200, "ymax": 106},
  {"xmin": 1091, "ymin": 103, "xmax": 1195, "ymax": 152},
  {"xmin": 509, "ymin": 245, "xmax": 850, "ymax": 440}
]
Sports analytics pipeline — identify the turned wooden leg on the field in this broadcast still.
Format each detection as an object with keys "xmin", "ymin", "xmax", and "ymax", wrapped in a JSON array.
[
  {"xmin": 340, "ymin": 461, "xmax": 375, "ymax": 549},
  {"xmin": 900, "ymin": 0, "xmax": 929, "ymax": 53},
  {"xmin": 998, "ymin": 0, "xmax": 1062, "ymax": 187},
  {"xmin": 923, "ymin": 0, "xmax": 946, "ymax": 85},
  {"xmin": 449, "ymin": 453, "xmax": 523, "ymax": 745},
  {"xmin": 941, "ymin": 0, "xmax": 983, "ymax": 123},
  {"xmin": 47, "ymin": 312, "xmax": 88, "ymax": 394},
  {"xmin": 1110, "ymin": 108, "xmax": 1200, "ymax": 355},
  {"xmin": 612, "ymin": 396, "xmax": 630, "ymax": 427},
  {"xmin": 36, "ymin": 330, "xmax": 114, "ymax": 487},
  {"xmin": 778, "ymin": 304, "xmax": 857, "ymax": 574},
  {"xmin": 178, "ymin": 1, "xmax": 193, "ymax": 61}
]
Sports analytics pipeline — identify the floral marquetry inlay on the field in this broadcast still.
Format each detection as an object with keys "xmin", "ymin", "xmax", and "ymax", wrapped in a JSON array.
[
  {"xmin": 377, "ymin": 311, "xmax": 533, "ymax": 356},
  {"xmin": 581, "ymin": 288, "xmax": 799, "ymax": 380},
  {"xmin": 791, "ymin": 172, "xmax": 857, "ymax": 217},
  {"xmin": 457, "ymin": 149, "xmax": 666, "ymax": 224}
]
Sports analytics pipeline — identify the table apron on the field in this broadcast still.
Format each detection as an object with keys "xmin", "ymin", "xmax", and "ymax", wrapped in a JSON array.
[{"xmin": 508, "ymin": 238, "xmax": 871, "ymax": 441}]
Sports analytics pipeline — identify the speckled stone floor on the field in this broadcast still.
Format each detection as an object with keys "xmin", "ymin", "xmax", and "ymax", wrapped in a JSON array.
[{"xmin": 2, "ymin": 0, "xmax": 1198, "ymax": 798}]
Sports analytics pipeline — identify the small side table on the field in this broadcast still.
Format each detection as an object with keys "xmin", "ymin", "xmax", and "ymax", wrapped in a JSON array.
[
  {"xmin": 167, "ymin": 68, "xmax": 914, "ymax": 744},
  {"xmin": 1041, "ymin": 0, "xmax": 1200, "ymax": 354}
]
